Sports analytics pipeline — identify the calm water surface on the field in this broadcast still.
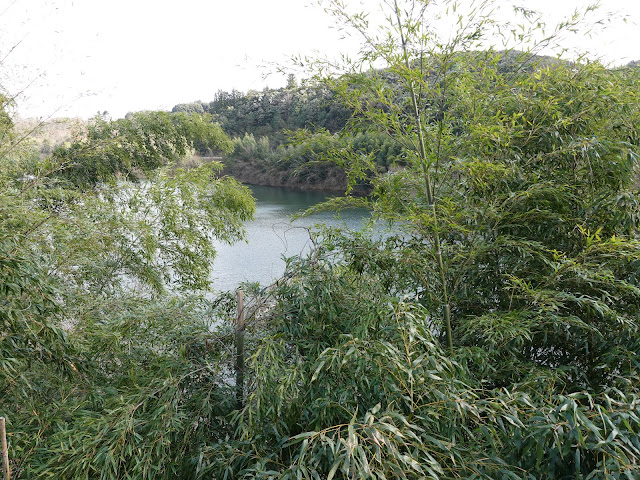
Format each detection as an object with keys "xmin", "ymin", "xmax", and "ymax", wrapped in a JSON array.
[{"xmin": 210, "ymin": 185, "xmax": 369, "ymax": 292}]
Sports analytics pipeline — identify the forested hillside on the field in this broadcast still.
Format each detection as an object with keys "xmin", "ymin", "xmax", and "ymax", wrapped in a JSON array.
[
  {"xmin": 173, "ymin": 81, "xmax": 351, "ymax": 144},
  {"xmin": 172, "ymin": 82, "xmax": 357, "ymax": 190},
  {"xmin": 174, "ymin": 51, "xmax": 638, "ymax": 192}
]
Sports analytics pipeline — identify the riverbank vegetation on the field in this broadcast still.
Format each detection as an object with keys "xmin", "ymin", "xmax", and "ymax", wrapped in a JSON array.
[
  {"xmin": 175, "ymin": 57, "xmax": 638, "ymax": 195},
  {"xmin": 0, "ymin": 108, "xmax": 254, "ymax": 477},
  {"xmin": 172, "ymin": 72, "xmax": 406, "ymax": 191},
  {"xmin": 2, "ymin": 0, "xmax": 640, "ymax": 478}
]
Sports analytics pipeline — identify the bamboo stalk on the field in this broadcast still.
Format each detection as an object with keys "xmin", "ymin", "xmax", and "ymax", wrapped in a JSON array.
[
  {"xmin": 393, "ymin": 0, "xmax": 453, "ymax": 353},
  {"xmin": 1, "ymin": 417, "xmax": 9, "ymax": 480},
  {"xmin": 235, "ymin": 290, "xmax": 245, "ymax": 410}
]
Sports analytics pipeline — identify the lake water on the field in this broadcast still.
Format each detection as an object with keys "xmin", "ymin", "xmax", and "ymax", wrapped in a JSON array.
[{"xmin": 210, "ymin": 185, "xmax": 369, "ymax": 292}]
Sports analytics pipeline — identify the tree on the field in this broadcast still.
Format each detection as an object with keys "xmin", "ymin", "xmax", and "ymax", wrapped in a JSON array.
[
  {"xmin": 0, "ymin": 107, "xmax": 255, "ymax": 477},
  {"xmin": 4, "ymin": 1, "xmax": 640, "ymax": 478},
  {"xmin": 53, "ymin": 110, "xmax": 233, "ymax": 187},
  {"xmin": 213, "ymin": 1, "xmax": 640, "ymax": 478},
  {"xmin": 16, "ymin": 110, "xmax": 254, "ymax": 294},
  {"xmin": 304, "ymin": 0, "xmax": 640, "ymax": 385},
  {"xmin": 286, "ymin": 73, "xmax": 298, "ymax": 89}
]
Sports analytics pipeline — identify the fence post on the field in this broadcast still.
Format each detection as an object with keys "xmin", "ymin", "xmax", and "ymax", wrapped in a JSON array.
[
  {"xmin": 1, "ymin": 416, "xmax": 9, "ymax": 480},
  {"xmin": 235, "ymin": 290, "xmax": 245, "ymax": 410}
]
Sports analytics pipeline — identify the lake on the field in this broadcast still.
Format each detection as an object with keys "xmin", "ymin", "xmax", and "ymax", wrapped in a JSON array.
[{"xmin": 209, "ymin": 185, "xmax": 369, "ymax": 292}]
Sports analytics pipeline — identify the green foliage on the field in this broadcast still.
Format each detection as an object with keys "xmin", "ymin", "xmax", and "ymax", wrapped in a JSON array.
[
  {"xmin": 16, "ymin": 296, "xmax": 238, "ymax": 480},
  {"xmin": 224, "ymin": 128, "xmax": 402, "ymax": 192},
  {"xmin": 2, "ymin": 111, "xmax": 254, "ymax": 295},
  {"xmin": 174, "ymin": 84, "xmax": 352, "ymax": 146},
  {"xmin": 230, "ymin": 133, "xmax": 272, "ymax": 162},
  {"xmin": 0, "ymin": 93, "xmax": 13, "ymax": 144},
  {"xmin": 171, "ymin": 101, "xmax": 206, "ymax": 115},
  {"xmin": 197, "ymin": 246, "xmax": 640, "ymax": 479},
  {"xmin": 196, "ymin": 0, "xmax": 640, "ymax": 478},
  {"xmin": 53, "ymin": 111, "xmax": 233, "ymax": 188},
  {"xmin": 0, "ymin": 103, "xmax": 255, "ymax": 477},
  {"xmin": 0, "ymin": 239, "xmax": 76, "ymax": 392},
  {"xmin": 3, "ymin": 0, "xmax": 640, "ymax": 478},
  {"xmin": 300, "ymin": 0, "xmax": 640, "ymax": 386}
]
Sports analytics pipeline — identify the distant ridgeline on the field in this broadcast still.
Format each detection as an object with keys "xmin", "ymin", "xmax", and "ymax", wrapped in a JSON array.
[{"xmin": 172, "ymin": 52, "xmax": 639, "ymax": 192}]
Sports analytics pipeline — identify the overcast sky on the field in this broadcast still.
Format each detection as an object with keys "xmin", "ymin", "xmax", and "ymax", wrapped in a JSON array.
[{"xmin": 1, "ymin": 0, "xmax": 639, "ymax": 120}]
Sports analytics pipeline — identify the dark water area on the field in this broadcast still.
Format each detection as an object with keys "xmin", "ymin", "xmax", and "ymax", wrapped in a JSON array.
[{"xmin": 210, "ymin": 185, "xmax": 370, "ymax": 292}]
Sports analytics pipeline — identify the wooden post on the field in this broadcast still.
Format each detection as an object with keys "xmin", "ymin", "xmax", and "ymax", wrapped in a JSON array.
[
  {"xmin": 1, "ymin": 417, "xmax": 9, "ymax": 480},
  {"xmin": 235, "ymin": 290, "xmax": 245, "ymax": 410}
]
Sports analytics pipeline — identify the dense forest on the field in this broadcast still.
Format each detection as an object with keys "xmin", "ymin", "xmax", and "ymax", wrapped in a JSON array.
[
  {"xmin": 172, "ymin": 82, "xmax": 363, "ymax": 190},
  {"xmin": 173, "ymin": 73, "xmax": 412, "ymax": 191},
  {"xmin": 2, "ymin": 0, "xmax": 640, "ymax": 479},
  {"xmin": 173, "ymin": 51, "xmax": 638, "ymax": 193}
]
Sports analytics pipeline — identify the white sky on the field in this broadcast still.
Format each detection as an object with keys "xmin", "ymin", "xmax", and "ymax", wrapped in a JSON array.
[{"xmin": 1, "ymin": 0, "xmax": 639, "ymax": 120}]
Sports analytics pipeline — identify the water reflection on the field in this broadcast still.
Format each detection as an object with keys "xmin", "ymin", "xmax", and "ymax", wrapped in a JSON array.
[{"xmin": 210, "ymin": 185, "xmax": 369, "ymax": 292}]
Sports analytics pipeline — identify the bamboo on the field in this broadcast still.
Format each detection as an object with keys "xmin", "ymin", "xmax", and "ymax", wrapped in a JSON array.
[
  {"xmin": 1, "ymin": 417, "xmax": 9, "ymax": 480},
  {"xmin": 393, "ymin": 0, "xmax": 453, "ymax": 352},
  {"xmin": 235, "ymin": 290, "xmax": 245, "ymax": 410}
]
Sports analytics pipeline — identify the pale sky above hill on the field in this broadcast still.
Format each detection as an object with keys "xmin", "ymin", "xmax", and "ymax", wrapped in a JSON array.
[{"xmin": 1, "ymin": 0, "xmax": 639, "ymax": 120}]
